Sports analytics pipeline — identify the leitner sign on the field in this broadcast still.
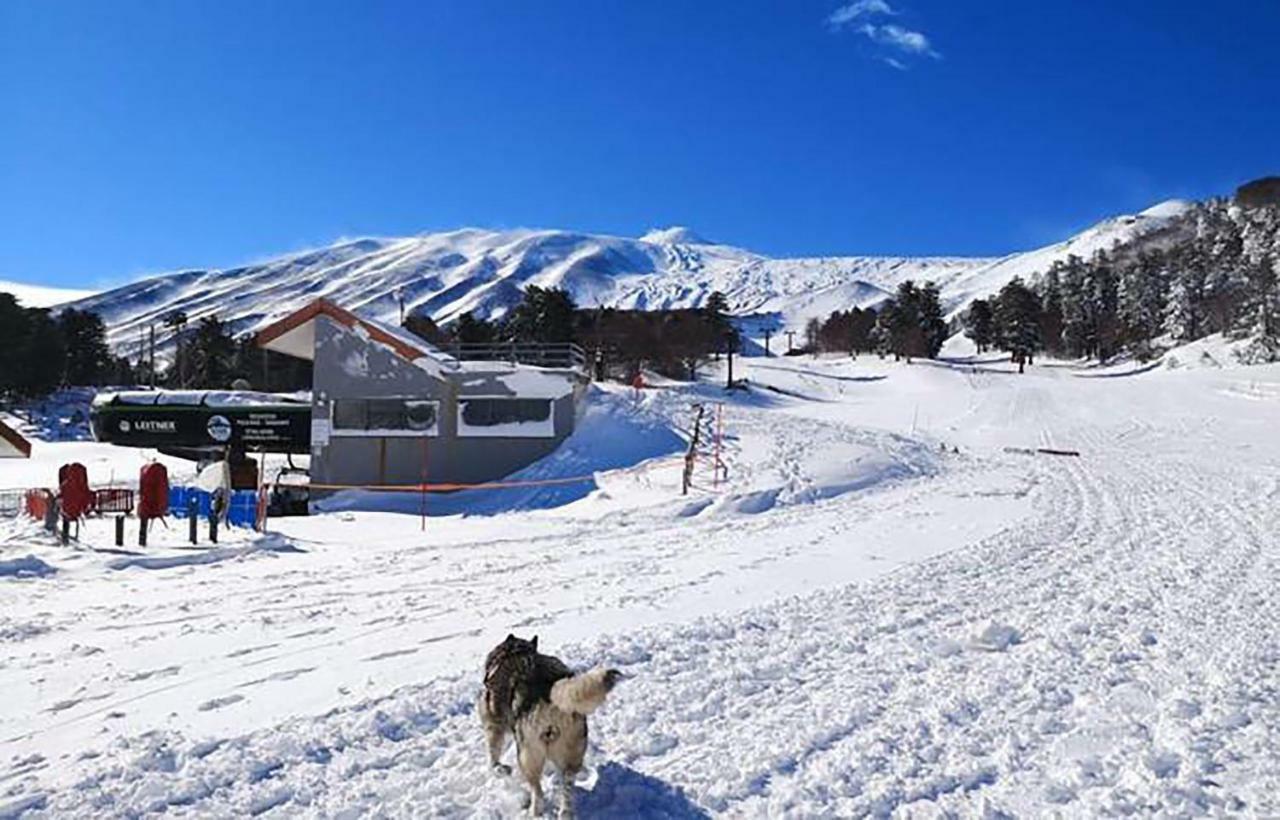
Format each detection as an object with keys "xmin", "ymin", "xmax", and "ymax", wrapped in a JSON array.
[{"xmin": 93, "ymin": 401, "xmax": 311, "ymax": 452}]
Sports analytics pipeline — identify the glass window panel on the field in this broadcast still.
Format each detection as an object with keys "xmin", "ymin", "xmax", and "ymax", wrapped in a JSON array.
[
  {"xmin": 367, "ymin": 399, "xmax": 405, "ymax": 430},
  {"xmin": 332, "ymin": 399, "xmax": 366, "ymax": 430}
]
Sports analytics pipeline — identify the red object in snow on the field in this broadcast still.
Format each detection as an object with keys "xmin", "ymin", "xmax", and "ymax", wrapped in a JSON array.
[
  {"xmin": 138, "ymin": 462, "xmax": 170, "ymax": 520},
  {"xmin": 25, "ymin": 488, "xmax": 53, "ymax": 520},
  {"xmin": 58, "ymin": 462, "xmax": 92, "ymax": 520},
  {"xmin": 631, "ymin": 373, "xmax": 645, "ymax": 390}
]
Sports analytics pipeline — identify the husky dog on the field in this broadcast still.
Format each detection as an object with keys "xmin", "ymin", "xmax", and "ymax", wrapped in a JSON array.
[{"xmin": 479, "ymin": 634, "xmax": 622, "ymax": 817}]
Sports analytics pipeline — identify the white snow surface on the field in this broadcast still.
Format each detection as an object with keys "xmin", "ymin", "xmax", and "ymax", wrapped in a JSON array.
[
  {"xmin": 0, "ymin": 280, "xmax": 96, "ymax": 309},
  {"xmin": 4, "ymin": 355, "xmax": 1280, "ymax": 817}
]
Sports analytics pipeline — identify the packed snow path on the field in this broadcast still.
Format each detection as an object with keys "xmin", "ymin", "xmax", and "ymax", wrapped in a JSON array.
[{"xmin": 4, "ymin": 358, "xmax": 1280, "ymax": 816}]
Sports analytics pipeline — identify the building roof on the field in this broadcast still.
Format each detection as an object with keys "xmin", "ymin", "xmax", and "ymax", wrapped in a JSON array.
[
  {"xmin": 255, "ymin": 299, "xmax": 456, "ymax": 375},
  {"xmin": 0, "ymin": 417, "xmax": 32, "ymax": 458}
]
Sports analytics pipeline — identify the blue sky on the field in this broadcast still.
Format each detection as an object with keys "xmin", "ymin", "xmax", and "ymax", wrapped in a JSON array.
[{"xmin": 2, "ymin": 0, "xmax": 1278, "ymax": 289}]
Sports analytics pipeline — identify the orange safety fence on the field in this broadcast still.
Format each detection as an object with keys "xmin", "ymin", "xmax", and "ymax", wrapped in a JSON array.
[
  {"xmin": 287, "ymin": 474, "xmax": 601, "ymax": 494},
  {"xmin": 24, "ymin": 488, "xmax": 54, "ymax": 520}
]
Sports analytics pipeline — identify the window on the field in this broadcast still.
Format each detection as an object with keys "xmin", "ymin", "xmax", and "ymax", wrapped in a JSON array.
[
  {"xmin": 457, "ymin": 398, "xmax": 555, "ymax": 438},
  {"xmin": 331, "ymin": 398, "xmax": 438, "ymax": 436}
]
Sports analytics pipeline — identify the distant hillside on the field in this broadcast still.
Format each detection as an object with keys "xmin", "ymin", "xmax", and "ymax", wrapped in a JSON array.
[{"xmin": 46, "ymin": 199, "xmax": 1202, "ymax": 357}]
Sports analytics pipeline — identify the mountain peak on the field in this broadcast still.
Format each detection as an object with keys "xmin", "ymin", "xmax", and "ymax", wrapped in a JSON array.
[{"xmin": 640, "ymin": 226, "xmax": 711, "ymax": 245}]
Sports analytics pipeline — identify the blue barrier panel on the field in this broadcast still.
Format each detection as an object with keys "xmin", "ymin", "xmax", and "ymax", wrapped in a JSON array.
[
  {"xmin": 167, "ymin": 487, "xmax": 213, "ymax": 518},
  {"xmin": 167, "ymin": 486, "xmax": 257, "ymax": 527},
  {"xmin": 228, "ymin": 491, "xmax": 258, "ymax": 528},
  {"xmin": 168, "ymin": 486, "xmax": 187, "ymax": 517}
]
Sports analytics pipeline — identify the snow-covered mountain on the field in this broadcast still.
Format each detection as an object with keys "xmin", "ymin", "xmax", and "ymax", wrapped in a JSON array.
[
  {"xmin": 0, "ymin": 279, "xmax": 97, "ymax": 308},
  {"xmin": 58, "ymin": 199, "xmax": 1195, "ymax": 354}
]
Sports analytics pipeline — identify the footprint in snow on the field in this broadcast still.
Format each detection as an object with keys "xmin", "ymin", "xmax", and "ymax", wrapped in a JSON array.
[
  {"xmin": 198, "ymin": 694, "xmax": 245, "ymax": 712},
  {"xmin": 125, "ymin": 665, "xmax": 181, "ymax": 682},
  {"xmin": 363, "ymin": 648, "xmax": 419, "ymax": 662},
  {"xmin": 226, "ymin": 643, "xmax": 280, "ymax": 658},
  {"xmin": 237, "ymin": 667, "xmax": 316, "ymax": 688}
]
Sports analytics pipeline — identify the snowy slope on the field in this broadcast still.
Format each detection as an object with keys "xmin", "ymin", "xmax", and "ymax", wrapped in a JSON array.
[
  {"xmin": 62, "ymin": 200, "xmax": 1195, "ymax": 355},
  {"xmin": 4, "ymin": 357, "xmax": 1280, "ymax": 816},
  {"xmin": 0, "ymin": 279, "xmax": 96, "ymax": 308},
  {"xmin": 935, "ymin": 199, "xmax": 1196, "ymax": 319}
]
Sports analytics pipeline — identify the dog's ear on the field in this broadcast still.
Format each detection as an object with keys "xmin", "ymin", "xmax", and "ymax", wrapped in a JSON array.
[
  {"xmin": 506, "ymin": 633, "xmax": 515, "ymax": 643},
  {"xmin": 531, "ymin": 635, "xmax": 538, "ymax": 651}
]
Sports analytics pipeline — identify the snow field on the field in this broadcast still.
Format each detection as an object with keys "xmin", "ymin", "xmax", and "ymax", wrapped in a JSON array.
[{"xmin": 4, "ymin": 355, "xmax": 1280, "ymax": 816}]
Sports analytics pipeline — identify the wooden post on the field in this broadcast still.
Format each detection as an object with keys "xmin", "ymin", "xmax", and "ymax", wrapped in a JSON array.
[{"xmin": 115, "ymin": 515, "xmax": 125, "ymax": 547}]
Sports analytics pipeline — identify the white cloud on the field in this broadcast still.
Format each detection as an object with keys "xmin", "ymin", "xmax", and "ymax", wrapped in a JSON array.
[
  {"xmin": 827, "ymin": 1, "xmax": 941, "ymax": 65},
  {"xmin": 827, "ymin": 0, "xmax": 895, "ymax": 28},
  {"xmin": 863, "ymin": 23, "xmax": 939, "ymax": 57}
]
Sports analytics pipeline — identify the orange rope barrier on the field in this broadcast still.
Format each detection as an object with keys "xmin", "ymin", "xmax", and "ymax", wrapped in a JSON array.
[{"xmin": 271, "ymin": 473, "xmax": 600, "ymax": 494}]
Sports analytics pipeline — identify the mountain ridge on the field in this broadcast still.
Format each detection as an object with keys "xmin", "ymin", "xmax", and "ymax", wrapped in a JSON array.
[{"xmin": 40, "ymin": 202, "xmax": 1193, "ymax": 355}]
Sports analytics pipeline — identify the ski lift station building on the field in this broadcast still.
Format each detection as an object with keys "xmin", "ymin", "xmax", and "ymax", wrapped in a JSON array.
[{"xmin": 256, "ymin": 299, "xmax": 588, "ymax": 496}]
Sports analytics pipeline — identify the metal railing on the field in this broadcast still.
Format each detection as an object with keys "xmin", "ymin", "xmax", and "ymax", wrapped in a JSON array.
[
  {"xmin": 442, "ymin": 342, "xmax": 587, "ymax": 372},
  {"xmin": 0, "ymin": 489, "xmax": 25, "ymax": 518}
]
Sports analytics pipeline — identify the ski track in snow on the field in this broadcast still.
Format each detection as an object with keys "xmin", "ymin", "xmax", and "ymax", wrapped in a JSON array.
[{"xmin": 3, "ymin": 358, "xmax": 1280, "ymax": 817}]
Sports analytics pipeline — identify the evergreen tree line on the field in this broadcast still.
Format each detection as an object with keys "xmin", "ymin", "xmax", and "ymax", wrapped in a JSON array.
[
  {"xmin": 0, "ymin": 294, "xmax": 136, "ymax": 399},
  {"xmin": 965, "ymin": 198, "xmax": 1280, "ymax": 367},
  {"xmin": 404, "ymin": 286, "xmax": 740, "ymax": 381},
  {"xmin": 160, "ymin": 310, "xmax": 312, "ymax": 392},
  {"xmin": 803, "ymin": 280, "xmax": 947, "ymax": 361}
]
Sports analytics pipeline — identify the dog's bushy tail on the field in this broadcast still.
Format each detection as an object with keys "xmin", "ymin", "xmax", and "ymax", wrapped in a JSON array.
[{"xmin": 550, "ymin": 668, "xmax": 623, "ymax": 715}]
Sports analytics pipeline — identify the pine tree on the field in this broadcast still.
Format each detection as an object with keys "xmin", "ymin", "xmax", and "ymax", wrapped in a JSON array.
[
  {"xmin": 918, "ymin": 282, "xmax": 947, "ymax": 358},
  {"xmin": 451, "ymin": 312, "xmax": 496, "ymax": 345},
  {"xmin": 503, "ymin": 286, "xmax": 577, "ymax": 343},
  {"xmin": 964, "ymin": 299, "xmax": 994, "ymax": 353},
  {"xmin": 703, "ymin": 291, "xmax": 739, "ymax": 357},
  {"xmin": 1239, "ymin": 255, "xmax": 1280, "ymax": 362},
  {"xmin": 1117, "ymin": 253, "xmax": 1167, "ymax": 359},
  {"xmin": 57, "ymin": 308, "xmax": 113, "ymax": 385},
  {"xmin": 1059, "ymin": 255, "xmax": 1091, "ymax": 358},
  {"xmin": 1037, "ymin": 265, "xmax": 1065, "ymax": 356},
  {"xmin": 1163, "ymin": 277, "xmax": 1197, "ymax": 343},
  {"xmin": 188, "ymin": 316, "xmax": 237, "ymax": 388},
  {"xmin": 994, "ymin": 278, "xmax": 1041, "ymax": 373}
]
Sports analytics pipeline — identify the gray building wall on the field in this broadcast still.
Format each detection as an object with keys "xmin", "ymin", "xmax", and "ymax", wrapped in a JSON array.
[{"xmin": 310, "ymin": 317, "xmax": 581, "ymax": 494}]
